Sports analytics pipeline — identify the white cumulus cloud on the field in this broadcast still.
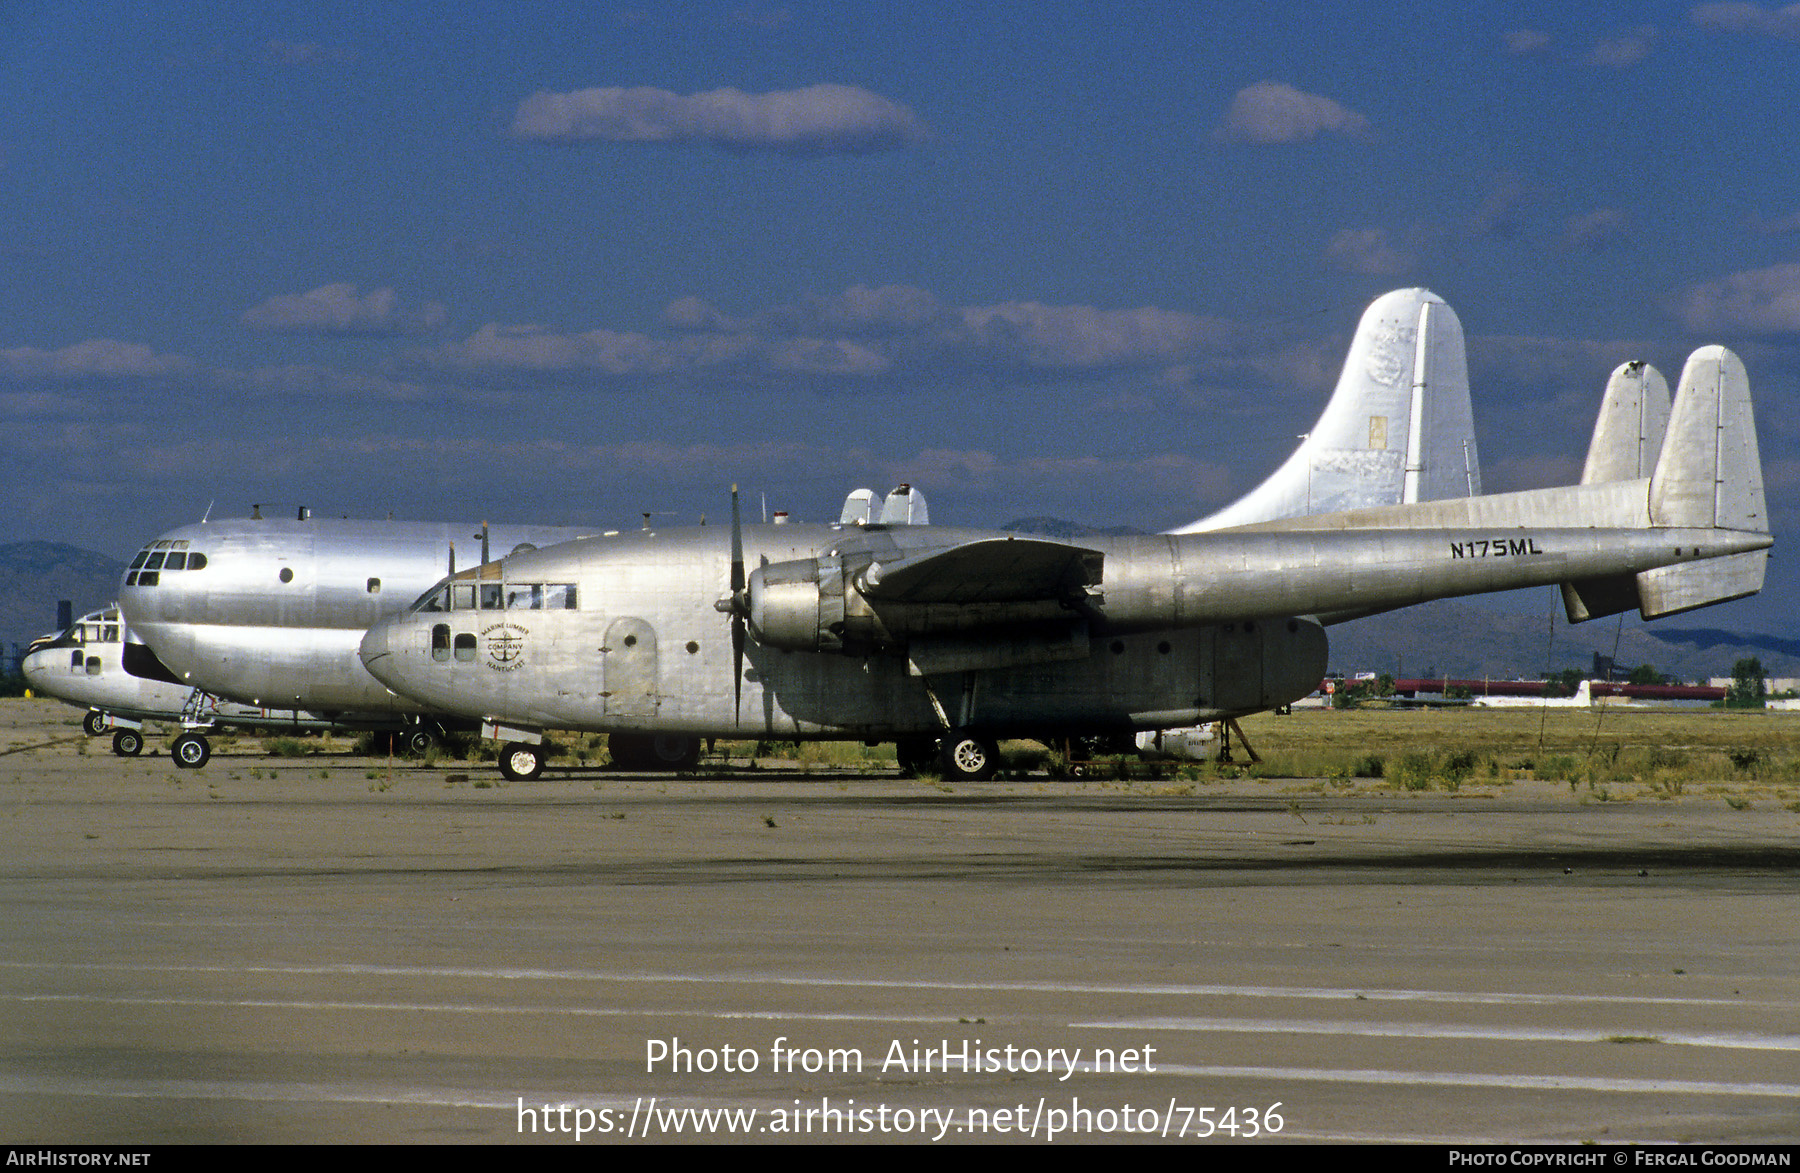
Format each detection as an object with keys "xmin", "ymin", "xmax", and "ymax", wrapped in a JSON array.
[
  {"xmin": 1692, "ymin": 2, "xmax": 1800, "ymax": 41},
  {"xmin": 958, "ymin": 302, "xmax": 1230, "ymax": 369},
  {"xmin": 0, "ymin": 338, "xmax": 193, "ymax": 380},
  {"xmin": 1678, "ymin": 263, "xmax": 1800, "ymax": 334},
  {"xmin": 1214, "ymin": 81, "xmax": 1370, "ymax": 145},
  {"xmin": 1324, "ymin": 228, "xmax": 1414, "ymax": 275},
  {"xmin": 509, "ymin": 83, "xmax": 928, "ymax": 154},
  {"xmin": 241, "ymin": 283, "xmax": 447, "ymax": 336}
]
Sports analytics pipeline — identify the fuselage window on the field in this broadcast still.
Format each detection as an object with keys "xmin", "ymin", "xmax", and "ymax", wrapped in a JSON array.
[
  {"xmin": 367, "ymin": 577, "xmax": 381, "ymax": 594},
  {"xmin": 69, "ymin": 651, "xmax": 82, "ymax": 669},
  {"xmin": 431, "ymin": 624, "xmax": 450, "ymax": 662},
  {"xmin": 453, "ymin": 632, "xmax": 477, "ymax": 662},
  {"xmin": 130, "ymin": 551, "xmax": 151, "ymax": 570},
  {"xmin": 279, "ymin": 567, "xmax": 294, "ymax": 583},
  {"xmin": 505, "ymin": 584, "xmax": 543, "ymax": 611},
  {"xmin": 187, "ymin": 553, "xmax": 206, "ymax": 570},
  {"xmin": 163, "ymin": 553, "xmax": 186, "ymax": 571},
  {"xmin": 480, "ymin": 583, "xmax": 503, "ymax": 610},
  {"xmin": 85, "ymin": 656, "xmax": 101, "ymax": 675},
  {"xmin": 144, "ymin": 552, "xmax": 167, "ymax": 571},
  {"xmin": 545, "ymin": 583, "xmax": 578, "ymax": 609}
]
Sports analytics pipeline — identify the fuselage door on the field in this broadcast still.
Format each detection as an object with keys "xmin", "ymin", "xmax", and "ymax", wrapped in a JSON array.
[{"xmin": 603, "ymin": 617, "xmax": 659, "ymax": 717}]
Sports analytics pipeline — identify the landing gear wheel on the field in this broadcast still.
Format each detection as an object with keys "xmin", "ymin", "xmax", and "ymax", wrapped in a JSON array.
[
  {"xmin": 646, "ymin": 735, "xmax": 701, "ymax": 770},
  {"xmin": 895, "ymin": 735, "xmax": 939, "ymax": 776},
  {"xmin": 939, "ymin": 731, "xmax": 999, "ymax": 781},
  {"xmin": 607, "ymin": 733, "xmax": 699, "ymax": 771},
  {"xmin": 171, "ymin": 732, "xmax": 211, "ymax": 769},
  {"xmin": 406, "ymin": 729, "xmax": 439, "ymax": 756},
  {"xmin": 111, "ymin": 729, "xmax": 143, "ymax": 757},
  {"xmin": 497, "ymin": 742, "xmax": 544, "ymax": 781},
  {"xmin": 83, "ymin": 711, "xmax": 107, "ymax": 737}
]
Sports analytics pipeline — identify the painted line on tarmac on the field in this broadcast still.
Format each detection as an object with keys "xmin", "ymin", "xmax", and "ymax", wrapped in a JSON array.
[
  {"xmin": 1155, "ymin": 1064, "xmax": 1800, "ymax": 1098},
  {"xmin": 10, "ymin": 992, "xmax": 1795, "ymax": 1058},
  {"xmin": 1076, "ymin": 1016, "xmax": 1800, "ymax": 1051},
  {"xmin": 2, "ymin": 960, "xmax": 1788, "ymax": 1011}
]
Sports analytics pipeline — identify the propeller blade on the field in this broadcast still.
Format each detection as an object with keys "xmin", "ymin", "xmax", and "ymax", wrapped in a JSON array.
[{"xmin": 730, "ymin": 485, "xmax": 745, "ymax": 725}]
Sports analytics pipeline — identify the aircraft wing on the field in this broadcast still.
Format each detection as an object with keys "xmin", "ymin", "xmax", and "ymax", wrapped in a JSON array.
[{"xmin": 858, "ymin": 537, "xmax": 1103, "ymax": 604}]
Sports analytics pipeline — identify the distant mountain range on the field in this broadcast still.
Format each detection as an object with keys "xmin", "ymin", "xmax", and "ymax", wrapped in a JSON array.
[
  {"xmin": 3, "ymin": 535, "xmax": 1791, "ymax": 684},
  {"xmin": 1, "ymin": 541, "xmax": 126, "ymax": 653}
]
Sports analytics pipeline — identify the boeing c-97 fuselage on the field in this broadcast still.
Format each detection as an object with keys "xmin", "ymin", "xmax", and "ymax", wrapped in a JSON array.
[{"xmin": 118, "ymin": 517, "xmax": 592, "ymax": 714}]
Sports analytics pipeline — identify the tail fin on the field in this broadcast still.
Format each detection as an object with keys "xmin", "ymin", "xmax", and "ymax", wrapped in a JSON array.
[
  {"xmin": 1582, "ymin": 361, "xmax": 1670, "ymax": 483},
  {"xmin": 1560, "ymin": 361, "xmax": 1669, "ymax": 621},
  {"xmin": 1637, "ymin": 346, "xmax": 1768, "ymax": 617},
  {"xmin": 1174, "ymin": 287, "xmax": 1480, "ymax": 533}
]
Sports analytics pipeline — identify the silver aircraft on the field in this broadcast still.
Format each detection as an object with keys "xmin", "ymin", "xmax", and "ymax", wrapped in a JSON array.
[
  {"xmin": 116, "ymin": 513, "xmax": 593, "ymax": 763},
  {"xmin": 21, "ymin": 605, "xmax": 425, "ymax": 763},
  {"xmin": 115, "ymin": 287, "xmax": 1481, "ymax": 771},
  {"xmin": 357, "ymin": 336, "xmax": 1770, "ymax": 782}
]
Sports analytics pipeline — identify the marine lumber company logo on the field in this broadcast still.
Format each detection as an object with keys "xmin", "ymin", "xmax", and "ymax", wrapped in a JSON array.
[{"xmin": 483, "ymin": 623, "xmax": 527, "ymax": 672}]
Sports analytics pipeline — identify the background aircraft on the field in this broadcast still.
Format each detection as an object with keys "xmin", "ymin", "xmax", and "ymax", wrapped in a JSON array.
[
  {"xmin": 357, "ymin": 346, "xmax": 1769, "ymax": 782},
  {"xmin": 116, "ymin": 515, "xmax": 593, "ymax": 763},
  {"xmin": 21, "ymin": 605, "xmax": 427, "ymax": 765}
]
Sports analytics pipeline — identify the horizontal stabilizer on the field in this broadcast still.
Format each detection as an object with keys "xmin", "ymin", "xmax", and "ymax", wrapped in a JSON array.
[{"xmin": 860, "ymin": 537, "xmax": 1102, "ymax": 604}]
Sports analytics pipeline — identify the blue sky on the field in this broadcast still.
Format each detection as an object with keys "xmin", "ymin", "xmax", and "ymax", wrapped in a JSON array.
[{"xmin": 4, "ymin": 1, "xmax": 1798, "ymax": 633}]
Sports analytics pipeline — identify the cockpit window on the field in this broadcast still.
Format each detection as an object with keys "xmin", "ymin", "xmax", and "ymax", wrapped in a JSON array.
[
  {"xmin": 127, "ymin": 544, "xmax": 205, "ymax": 586},
  {"xmin": 410, "ymin": 579, "xmax": 578, "ymax": 613}
]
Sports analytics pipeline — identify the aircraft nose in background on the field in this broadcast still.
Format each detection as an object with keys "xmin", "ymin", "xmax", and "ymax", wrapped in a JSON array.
[{"xmin": 358, "ymin": 623, "xmax": 392, "ymax": 675}]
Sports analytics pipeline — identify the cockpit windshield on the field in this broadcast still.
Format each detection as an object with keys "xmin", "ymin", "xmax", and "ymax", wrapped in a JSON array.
[{"xmin": 410, "ymin": 579, "xmax": 578, "ymax": 613}]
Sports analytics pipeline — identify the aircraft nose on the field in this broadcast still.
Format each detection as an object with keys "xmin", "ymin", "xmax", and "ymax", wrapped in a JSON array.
[{"xmin": 358, "ymin": 623, "xmax": 392, "ymax": 672}]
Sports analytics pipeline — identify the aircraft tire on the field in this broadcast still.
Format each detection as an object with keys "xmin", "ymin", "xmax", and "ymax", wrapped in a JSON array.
[
  {"xmin": 895, "ymin": 735, "xmax": 938, "ymax": 776},
  {"xmin": 645, "ymin": 735, "xmax": 701, "ymax": 770},
  {"xmin": 84, "ymin": 711, "xmax": 107, "ymax": 737},
  {"xmin": 111, "ymin": 729, "xmax": 143, "ymax": 757},
  {"xmin": 608, "ymin": 733, "xmax": 698, "ymax": 771},
  {"xmin": 939, "ymin": 731, "xmax": 999, "ymax": 782},
  {"xmin": 498, "ymin": 742, "xmax": 544, "ymax": 781},
  {"xmin": 406, "ymin": 729, "xmax": 439, "ymax": 756},
  {"xmin": 171, "ymin": 732, "xmax": 211, "ymax": 769}
]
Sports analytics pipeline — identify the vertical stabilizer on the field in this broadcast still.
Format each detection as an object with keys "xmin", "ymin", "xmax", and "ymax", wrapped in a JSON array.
[
  {"xmin": 1560, "ymin": 361, "xmax": 1669, "ymax": 621},
  {"xmin": 1637, "ymin": 347, "xmax": 1768, "ymax": 618},
  {"xmin": 1581, "ymin": 361, "xmax": 1670, "ymax": 484},
  {"xmin": 1174, "ymin": 287, "xmax": 1481, "ymax": 532}
]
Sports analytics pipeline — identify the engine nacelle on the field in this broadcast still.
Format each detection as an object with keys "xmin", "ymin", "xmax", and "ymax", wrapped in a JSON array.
[{"xmin": 747, "ymin": 556, "xmax": 847, "ymax": 653}]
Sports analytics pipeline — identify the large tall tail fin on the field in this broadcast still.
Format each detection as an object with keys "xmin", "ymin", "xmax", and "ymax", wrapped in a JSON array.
[
  {"xmin": 1637, "ymin": 346, "xmax": 1768, "ymax": 617},
  {"xmin": 1174, "ymin": 287, "xmax": 1480, "ymax": 533}
]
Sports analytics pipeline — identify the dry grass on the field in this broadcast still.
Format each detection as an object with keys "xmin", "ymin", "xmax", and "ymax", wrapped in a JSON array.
[{"xmin": 1231, "ymin": 705, "xmax": 1800, "ymax": 802}]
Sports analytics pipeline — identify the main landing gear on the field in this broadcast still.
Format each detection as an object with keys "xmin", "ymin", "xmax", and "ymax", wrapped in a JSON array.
[
  {"xmin": 896, "ymin": 731, "xmax": 1000, "ymax": 781},
  {"xmin": 497, "ymin": 742, "xmax": 545, "ymax": 781},
  {"xmin": 111, "ymin": 728, "xmax": 143, "ymax": 757},
  {"xmin": 608, "ymin": 733, "xmax": 702, "ymax": 771},
  {"xmin": 171, "ymin": 731, "xmax": 212, "ymax": 769}
]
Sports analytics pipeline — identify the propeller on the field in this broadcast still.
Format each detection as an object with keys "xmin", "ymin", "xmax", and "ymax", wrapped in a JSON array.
[{"xmin": 712, "ymin": 484, "xmax": 749, "ymax": 724}]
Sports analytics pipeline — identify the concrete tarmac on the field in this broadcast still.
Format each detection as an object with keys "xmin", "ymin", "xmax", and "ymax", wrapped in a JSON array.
[{"xmin": 1, "ymin": 699, "xmax": 1796, "ymax": 1145}]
